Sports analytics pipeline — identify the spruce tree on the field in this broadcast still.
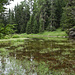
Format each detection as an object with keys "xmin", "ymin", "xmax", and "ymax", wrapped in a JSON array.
[
  {"xmin": 8, "ymin": 9, "xmax": 15, "ymax": 24},
  {"xmin": 61, "ymin": 0, "xmax": 75, "ymax": 30},
  {"xmin": 26, "ymin": 16, "xmax": 33, "ymax": 34},
  {"xmin": 14, "ymin": 1, "xmax": 30, "ymax": 33},
  {"xmin": 47, "ymin": 0, "xmax": 56, "ymax": 31},
  {"xmin": 39, "ymin": 15, "xmax": 44, "ymax": 33},
  {"xmin": 32, "ymin": 0, "xmax": 39, "ymax": 33},
  {"xmin": 38, "ymin": 0, "xmax": 46, "ymax": 32},
  {"xmin": 55, "ymin": 0, "xmax": 68, "ymax": 28}
]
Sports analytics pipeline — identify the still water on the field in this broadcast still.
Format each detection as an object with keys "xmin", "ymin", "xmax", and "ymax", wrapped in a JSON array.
[{"xmin": 0, "ymin": 38, "xmax": 75, "ymax": 75}]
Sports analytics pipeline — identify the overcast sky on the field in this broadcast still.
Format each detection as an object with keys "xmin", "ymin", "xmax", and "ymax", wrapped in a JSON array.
[{"xmin": 5, "ymin": 0, "xmax": 24, "ymax": 10}]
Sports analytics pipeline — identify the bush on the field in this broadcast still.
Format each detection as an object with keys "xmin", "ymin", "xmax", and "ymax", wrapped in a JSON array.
[
  {"xmin": 46, "ymin": 26, "xmax": 56, "ymax": 31},
  {"xmin": 12, "ymin": 35, "xmax": 20, "ymax": 38},
  {"xmin": 0, "ymin": 33, "xmax": 4, "ymax": 39}
]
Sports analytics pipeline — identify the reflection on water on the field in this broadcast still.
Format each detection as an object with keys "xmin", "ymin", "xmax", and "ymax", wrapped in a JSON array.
[
  {"xmin": 0, "ymin": 38, "xmax": 75, "ymax": 75},
  {"xmin": 0, "ymin": 55, "xmax": 38, "ymax": 75}
]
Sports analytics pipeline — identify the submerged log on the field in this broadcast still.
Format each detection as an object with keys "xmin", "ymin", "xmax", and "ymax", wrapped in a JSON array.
[{"xmin": 69, "ymin": 28, "xmax": 75, "ymax": 39}]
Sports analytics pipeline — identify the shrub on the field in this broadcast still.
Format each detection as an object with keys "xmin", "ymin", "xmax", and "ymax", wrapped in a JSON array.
[{"xmin": 12, "ymin": 35, "xmax": 20, "ymax": 38}]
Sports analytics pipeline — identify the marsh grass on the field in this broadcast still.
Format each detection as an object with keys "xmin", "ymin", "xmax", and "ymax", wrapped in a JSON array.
[
  {"xmin": 3, "ymin": 29, "xmax": 68, "ymax": 41},
  {"xmin": 16, "ymin": 46, "xmax": 24, "ymax": 51},
  {"xmin": 0, "ymin": 38, "xmax": 75, "ymax": 75},
  {"xmin": 12, "ymin": 34, "xmax": 20, "ymax": 38},
  {"xmin": 0, "ymin": 48, "xmax": 6, "ymax": 52}
]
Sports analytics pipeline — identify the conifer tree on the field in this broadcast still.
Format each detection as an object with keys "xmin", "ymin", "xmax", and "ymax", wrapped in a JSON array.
[
  {"xmin": 14, "ymin": 1, "xmax": 30, "ymax": 33},
  {"xmin": 0, "ymin": 0, "xmax": 13, "ymax": 38},
  {"xmin": 26, "ymin": 16, "xmax": 33, "ymax": 34},
  {"xmin": 47, "ymin": 0, "xmax": 56, "ymax": 31},
  {"xmin": 38, "ymin": 0, "xmax": 46, "ymax": 32},
  {"xmin": 61, "ymin": 0, "xmax": 75, "ymax": 30},
  {"xmin": 8, "ymin": 9, "xmax": 15, "ymax": 24},
  {"xmin": 33, "ymin": 19, "xmax": 39, "ymax": 34},
  {"xmin": 55, "ymin": 0, "xmax": 68, "ymax": 28},
  {"xmin": 32, "ymin": 0, "xmax": 39, "ymax": 33},
  {"xmin": 39, "ymin": 15, "xmax": 44, "ymax": 33}
]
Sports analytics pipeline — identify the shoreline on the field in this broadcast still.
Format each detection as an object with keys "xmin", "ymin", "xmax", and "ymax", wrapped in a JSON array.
[{"xmin": 0, "ymin": 35, "xmax": 68, "ymax": 41}]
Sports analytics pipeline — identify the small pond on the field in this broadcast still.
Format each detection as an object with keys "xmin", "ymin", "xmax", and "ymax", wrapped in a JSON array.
[{"xmin": 0, "ymin": 38, "xmax": 75, "ymax": 75}]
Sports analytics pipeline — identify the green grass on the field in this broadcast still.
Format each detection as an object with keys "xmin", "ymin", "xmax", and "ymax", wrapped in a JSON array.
[
  {"xmin": 12, "ymin": 34, "xmax": 20, "ymax": 38},
  {"xmin": 3, "ymin": 28, "xmax": 68, "ymax": 41},
  {"xmin": 0, "ymin": 48, "xmax": 6, "ymax": 52},
  {"xmin": 43, "ymin": 30, "xmax": 67, "ymax": 36}
]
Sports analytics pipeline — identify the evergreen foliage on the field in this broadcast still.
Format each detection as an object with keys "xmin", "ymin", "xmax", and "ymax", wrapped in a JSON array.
[
  {"xmin": 0, "ymin": 0, "xmax": 16, "ymax": 38},
  {"xmin": 0, "ymin": 0, "xmax": 75, "ymax": 37},
  {"xmin": 26, "ymin": 16, "xmax": 33, "ymax": 34},
  {"xmin": 61, "ymin": 0, "xmax": 75, "ymax": 30},
  {"xmin": 39, "ymin": 16, "xmax": 44, "ymax": 33},
  {"xmin": 14, "ymin": 2, "xmax": 30, "ymax": 33},
  {"xmin": 33, "ymin": 20, "xmax": 39, "ymax": 34}
]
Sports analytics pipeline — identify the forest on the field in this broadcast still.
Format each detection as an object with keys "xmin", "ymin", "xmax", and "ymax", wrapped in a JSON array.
[
  {"xmin": 0, "ymin": 0, "xmax": 75, "ymax": 38},
  {"xmin": 0, "ymin": 0, "xmax": 75, "ymax": 75}
]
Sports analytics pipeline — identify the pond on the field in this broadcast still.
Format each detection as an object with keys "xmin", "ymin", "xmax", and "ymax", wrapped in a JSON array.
[{"xmin": 0, "ymin": 38, "xmax": 75, "ymax": 75}]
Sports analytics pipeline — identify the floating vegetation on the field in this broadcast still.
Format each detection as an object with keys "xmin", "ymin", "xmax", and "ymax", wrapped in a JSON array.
[{"xmin": 0, "ymin": 38, "xmax": 75, "ymax": 75}]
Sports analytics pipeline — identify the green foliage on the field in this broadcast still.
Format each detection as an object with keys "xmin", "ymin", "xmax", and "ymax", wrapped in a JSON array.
[
  {"xmin": 0, "ymin": 0, "xmax": 17, "ymax": 39},
  {"xmin": 26, "ymin": 16, "xmax": 33, "ymax": 34},
  {"xmin": 0, "ymin": 23, "xmax": 17, "ymax": 39},
  {"xmin": 1, "ymin": 0, "xmax": 75, "ymax": 36},
  {"xmin": 0, "ymin": 0, "xmax": 8, "ymax": 13},
  {"xmin": 3, "ymin": 24, "xmax": 16, "ymax": 35},
  {"xmin": 39, "ymin": 18, "xmax": 44, "ymax": 33},
  {"xmin": 0, "ymin": 48, "xmax": 6, "ymax": 52},
  {"xmin": 61, "ymin": 0, "xmax": 75, "ymax": 30},
  {"xmin": 0, "ymin": 23, "xmax": 5, "ymax": 38},
  {"xmin": 33, "ymin": 20, "xmax": 39, "ymax": 34},
  {"xmin": 14, "ymin": 2, "xmax": 30, "ymax": 33},
  {"xmin": 0, "ymin": 23, "xmax": 4, "ymax": 32},
  {"xmin": 55, "ymin": 0, "xmax": 67, "ymax": 28},
  {"xmin": 0, "ymin": 33, "xmax": 4, "ymax": 39},
  {"xmin": 37, "ymin": 62, "xmax": 50, "ymax": 75},
  {"xmin": 3, "ymin": 29, "xmax": 67, "ymax": 40},
  {"xmin": 12, "ymin": 34, "xmax": 20, "ymax": 38},
  {"xmin": 46, "ymin": 25, "xmax": 56, "ymax": 31},
  {"xmin": 8, "ymin": 9, "xmax": 15, "ymax": 24}
]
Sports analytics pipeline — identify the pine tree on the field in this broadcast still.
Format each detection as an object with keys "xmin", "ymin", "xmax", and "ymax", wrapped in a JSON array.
[
  {"xmin": 61, "ymin": 0, "xmax": 75, "ymax": 30},
  {"xmin": 26, "ymin": 16, "xmax": 33, "ymax": 34},
  {"xmin": 0, "ymin": 0, "xmax": 9, "ymax": 38},
  {"xmin": 38, "ymin": 0, "xmax": 46, "ymax": 32},
  {"xmin": 47, "ymin": 0, "xmax": 56, "ymax": 31},
  {"xmin": 32, "ymin": 0, "xmax": 39, "ymax": 33},
  {"xmin": 33, "ymin": 19, "xmax": 39, "ymax": 34},
  {"xmin": 55, "ymin": 0, "xmax": 68, "ymax": 28},
  {"xmin": 8, "ymin": 9, "xmax": 15, "ymax": 24},
  {"xmin": 39, "ymin": 15, "xmax": 44, "ymax": 33},
  {"xmin": 14, "ymin": 1, "xmax": 30, "ymax": 33}
]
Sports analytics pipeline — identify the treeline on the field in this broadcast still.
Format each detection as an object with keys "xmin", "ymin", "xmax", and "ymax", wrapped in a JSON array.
[{"xmin": 0, "ymin": 0, "xmax": 75, "ymax": 38}]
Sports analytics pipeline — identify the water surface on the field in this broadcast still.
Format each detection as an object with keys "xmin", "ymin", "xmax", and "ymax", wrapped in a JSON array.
[{"xmin": 0, "ymin": 38, "xmax": 75, "ymax": 75}]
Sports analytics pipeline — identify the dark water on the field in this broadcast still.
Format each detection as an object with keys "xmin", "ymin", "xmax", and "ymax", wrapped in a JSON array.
[{"xmin": 0, "ymin": 38, "xmax": 75, "ymax": 75}]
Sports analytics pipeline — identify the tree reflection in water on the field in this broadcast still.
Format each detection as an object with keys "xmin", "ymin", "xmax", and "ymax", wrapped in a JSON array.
[{"xmin": 0, "ymin": 39, "xmax": 75, "ymax": 75}]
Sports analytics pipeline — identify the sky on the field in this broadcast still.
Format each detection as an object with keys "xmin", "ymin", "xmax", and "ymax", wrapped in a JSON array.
[{"xmin": 5, "ymin": 0, "xmax": 24, "ymax": 10}]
